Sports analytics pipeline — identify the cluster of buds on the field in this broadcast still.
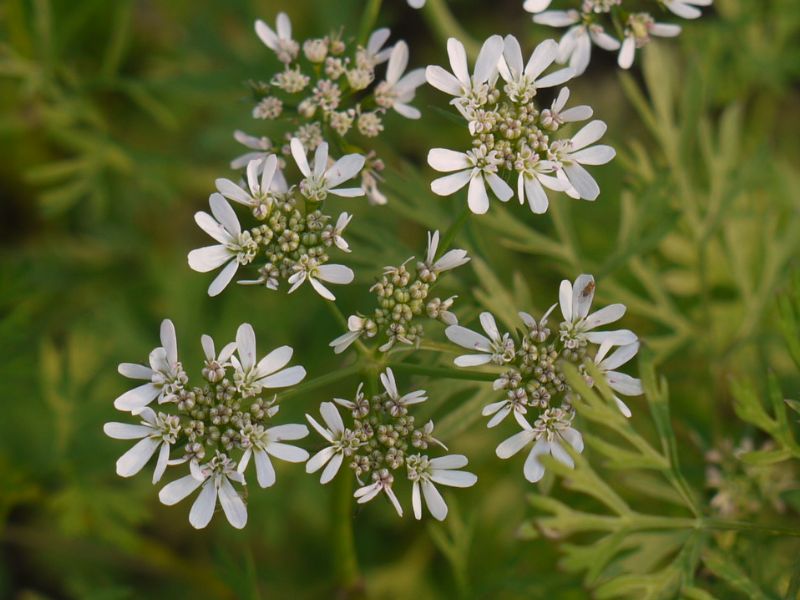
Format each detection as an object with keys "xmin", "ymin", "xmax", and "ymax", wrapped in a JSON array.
[
  {"xmin": 234, "ymin": 12, "xmax": 426, "ymax": 205},
  {"xmin": 189, "ymin": 139, "xmax": 365, "ymax": 300},
  {"xmin": 446, "ymin": 274, "xmax": 642, "ymax": 482},
  {"xmin": 426, "ymin": 35, "xmax": 615, "ymax": 215},
  {"xmin": 305, "ymin": 369, "xmax": 477, "ymax": 520},
  {"xmin": 329, "ymin": 230, "xmax": 470, "ymax": 354},
  {"xmin": 705, "ymin": 439, "xmax": 796, "ymax": 520},
  {"xmin": 524, "ymin": 0, "xmax": 712, "ymax": 73},
  {"xmin": 104, "ymin": 320, "xmax": 310, "ymax": 529}
]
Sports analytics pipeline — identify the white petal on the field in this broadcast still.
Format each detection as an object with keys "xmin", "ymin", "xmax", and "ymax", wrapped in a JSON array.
[
  {"xmin": 431, "ymin": 170, "xmax": 471, "ymax": 196},
  {"xmin": 266, "ymin": 442, "xmax": 309, "ymax": 463},
  {"xmin": 412, "ymin": 481, "xmax": 422, "ymax": 519},
  {"xmin": 430, "ymin": 454, "xmax": 468, "ymax": 469},
  {"xmin": 268, "ymin": 423, "xmax": 309, "ymax": 441},
  {"xmin": 585, "ymin": 303, "xmax": 625, "ymax": 329},
  {"xmin": 473, "ymin": 35, "xmax": 504, "ymax": 84},
  {"xmin": 485, "ymin": 173, "xmax": 514, "ymax": 202},
  {"xmin": 467, "ymin": 175, "xmax": 490, "ymax": 214},
  {"xmin": 606, "ymin": 372, "xmax": 644, "ymax": 396},
  {"xmin": 585, "ymin": 329, "xmax": 638, "ymax": 346},
  {"xmin": 524, "ymin": 176, "xmax": 549, "ymax": 214},
  {"xmin": 290, "ymin": 138, "xmax": 311, "ymax": 176},
  {"xmin": 117, "ymin": 363, "xmax": 153, "ymax": 380},
  {"xmin": 188, "ymin": 245, "xmax": 231, "ymax": 273},
  {"xmin": 320, "ymin": 451, "xmax": 344, "ymax": 484},
  {"xmin": 386, "ymin": 41, "xmax": 408, "ymax": 84},
  {"xmin": 218, "ymin": 476, "xmax": 247, "ymax": 529},
  {"xmin": 309, "ymin": 277, "xmax": 336, "ymax": 300},
  {"xmin": 326, "ymin": 154, "xmax": 365, "ymax": 188},
  {"xmin": 523, "ymin": 0, "xmax": 553, "ymax": 12},
  {"xmin": 430, "ymin": 470, "xmax": 477, "ymax": 488},
  {"xmin": 564, "ymin": 163, "xmax": 600, "ymax": 200},
  {"xmin": 255, "ymin": 19, "xmax": 278, "ymax": 50},
  {"xmin": 428, "ymin": 148, "xmax": 469, "ymax": 172},
  {"xmin": 116, "ymin": 437, "xmax": 160, "ymax": 477},
  {"xmin": 524, "ymin": 39, "xmax": 558, "ymax": 80},
  {"xmin": 651, "ymin": 23, "xmax": 682, "ymax": 38},
  {"xmin": 103, "ymin": 422, "xmax": 151, "ymax": 440},
  {"xmin": 549, "ymin": 440, "xmax": 574, "ymax": 468},
  {"xmin": 425, "ymin": 65, "xmax": 463, "ymax": 96},
  {"xmin": 599, "ymin": 342, "xmax": 639, "ymax": 370},
  {"xmin": 561, "ymin": 427, "xmax": 584, "ymax": 453},
  {"xmin": 523, "ymin": 440, "xmax": 550, "ymax": 482},
  {"xmin": 571, "ymin": 145, "xmax": 615, "ymax": 165},
  {"xmin": 208, "ymin": 260, "xmax": 238, "ymax": 297},
  {"xmin": 256, "ymin": 345, "xmax": 293, "ymax": 378},
  {"xmin": 255, "ymin": 449, "xmax": 276, "ymax": 488},
  {"xmin": 571, "ymin": 274, "xmax": 595, "ymax": 321},
  {"xmin": 306, "ymin": 446, "xmax": 335, "ymax": 474},
  {"xmin": 215, "ymin": 178, "xmax": 253, "ymax": 206},
  {"xmin": 258, "ymin": 365, "xmax": 306, "ymax": 388},
  {"xmin": 160, "ymin": 320, "xmax": 177, "ymax": 366},
  {"xmin": 496, "ymin": 429, "xmax": 535, "ymax": 459},
  {"xmin": 236, "ymin": 323, "xmax": 257, "ymax": 371},
  {"xmin": 571, "ymin": 120, "xmax": 607, "ymax": 150},
  {"xmin": 444, "ymin": 325, "xmax": 492, "ymax": 351},
  {"xmin": 446, "ymin": 38, "xmax": 470, "ymax": 86},
  {"xmin": 159, "ymin": 474, "xmax": 204, "ymax": 505},
  {"xmin": 534, "ymin": 10, "xmax": 578, "ymax": 26},
  {"xmin": 454, "ymin": 353, "xmax": 493, "ymax": 367},
  {"xmin": 316, "ymin": 264, "xmax": 355, "ymax": 284},
  {"xmin": 320, "ymin": 401, "xmax": 345, "ymax": 434},
  {"xmin": 152, "ymin": 442, "xmax": 170, "ymax": 484},
  {"xmin": 666, "ymin": 1, "xmax": 702, "ymax": 19},
  {"xmin": 276, "ymin": 12, "xmax": 291, "ymax": 40},
  {"xmin": 422, "ymin": 480, "xmax": 448, "ymax": 521},
  {"xmin": 618, "ymin": 36, "xmax": 636, "ymax": 69},
  {"xmin": 113, "ymin": 382, "xmax": 160, "ymax": 411}
]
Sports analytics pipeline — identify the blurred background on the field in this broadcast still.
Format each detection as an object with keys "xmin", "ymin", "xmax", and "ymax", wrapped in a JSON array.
[{"xmin": 1, "ymin": 0, "xmax": 799, "ymax": 598}]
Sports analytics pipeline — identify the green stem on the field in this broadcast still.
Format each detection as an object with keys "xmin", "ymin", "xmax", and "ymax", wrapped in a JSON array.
[
  {"xmin": 387, "ymin": 362, "xmax": 498, "ymax": 382},
  {"xmin": 438, "ymin": 204, "xmax": 471, "ymax": 253},
  {"xmin": 421, "ymin": 0, "xmax": 481, "ymax": 59},
  {"xmin": 333, "ymin": 469, "xmax": 363, "ymax": 594},
  {"xmin": 701, "ymin": 518, "xmax": 800, "ymax": 538},
  {"xmin": 357, "ymin": 0, "xmax": 383, "ymax": 47},
  {"xmin": 277, "ymin": 363, "xmax": 361, "ymax": 402}
]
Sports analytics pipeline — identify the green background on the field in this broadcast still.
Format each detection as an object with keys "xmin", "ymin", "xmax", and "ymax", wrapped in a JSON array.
[{"xmin": 1, "ymin": 0, "xmax": 799, "ymax": 597}]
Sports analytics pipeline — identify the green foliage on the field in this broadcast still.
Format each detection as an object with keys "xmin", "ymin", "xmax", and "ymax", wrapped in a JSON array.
[{"xmin": 1, "ymin": 0, "xmax": 799, "ymax": 598}]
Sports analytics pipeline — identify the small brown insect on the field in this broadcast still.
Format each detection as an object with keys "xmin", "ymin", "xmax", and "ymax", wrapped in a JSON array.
[{"xmin": 580, "ymin": 279, "xmax": 595, "ymax": 300}]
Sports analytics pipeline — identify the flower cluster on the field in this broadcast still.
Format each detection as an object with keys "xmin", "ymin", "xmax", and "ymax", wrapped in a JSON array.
[
  {"xmin": 329, "ymin": 230, "xmax": 470, "ymax": 354},
  {"xmin": 104, "ymin": 320, "xmax": 309, "ymax": 529},
  {"xmin": 524, "ymin": 0, "xmax": 713, "ymax": 73},
  {"xmin": 237, "ymin": 12, "xmax": 426, "ymax": 205},
  {"xmin": 306, "ymin": 368, "xmax": 477, "ymax": 520},
  {"xmin": 189, "ymin": 139, "xmax": 363, "ymax": 300},
  {"xmin": 426, "ymin": 35, "xmax": 614, "ymax": 215},
  {"xmin": 705, "ymin": 438, "xmax": 796, "ymax": 520},
  {"xmin": 445, "ymin": 274, "xmax": 642, "ymax": 482}
]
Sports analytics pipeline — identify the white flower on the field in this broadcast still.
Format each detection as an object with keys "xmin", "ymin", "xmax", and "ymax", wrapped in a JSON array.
[
  {"xmin": 325, "ymin": 212, "xmax": 352, "ymax": 253},
  {"xmin": 522, "ymin": 0, "xmax": 553, "ymax": 11},
  {"xmin": 354, "ymin": 469, "xmax": 404, "ymax": 516},
  {"xmin": 104, "ymin": 407, "xmax": 181, "ymax": 483},
  {"xmin": 618, "ymin": 15, "xmax": 681, "ymax": 69},
  {"xmin": 375, "ymin": 41, "xmax": 426, "ymax": 119},
  {"xmin": 380, "ymin": 368, "xmax": 427, "ymax": 416},
  {"xmin": 663, "ymin": 0, "xmax": 712, "ymax": 20},
  {"xmin": 255, "ymin": 13, "xmax": 299, "ymax": 64},
  {"xmin": 408, "ymin": 0, "xmax": 426, "ymax": 8},
  {"xmin": 357, "ymin": 28, "xmax": 393, "ymax": 69},
  {"xmin": 533, "ymin": 10, "xmax": 620, "ymax": 75},
  {"xmin": 408, "ymin": 454, "xmax": 477, "ymax": 521},
  {"xmin": 423, "ymin": 230, "xmax": 470, "ymax": 274},
  {"xmin": 230, "ymin": 323, "xmax": 307, "ymax": 398},
  {"xmin": 496, "ymin": 407, "xmax": 584, "ymax": 482},
  {"xmin": 306, "ymin": 402, "xmax": 359, "ymax": 483},
  {"xmin": 216, "ymin": 155, "xmax": 282, "ymax": 210},
  {"xmin": 446, "ymin": 312, "xmax": 516, "ymax": 366},
  {"xmin": 230, "ymin": 130, "xmax": 273, "ymax": 170},
  {"xmin": 188, "ymin": 193, "xmax": 258, "ymax": 297},
  {"xmin": 498, "ymin": 37, "xmax": 574, "ymax": 103},
  {"xmin": 200, "ymin": 334, "xmax": 237, "ymax": 382},
  {"xmin": 329, "ymin": 315, "xmax": 368, "ymax": 354},
  {"xmin": 159, "ymin": 452, "xmax": 247, "ymax": 529},
  {"xmin": 540, "ymin": 87, "xmax": 593, "ymax": 130},
  {"xmin": 238, "ymin": 423, "xmax": 309, "ymax": 488},
  {"xmin": 558, "ymin": 274, "xmax": 637, "ymax": 348},
  {"xmin": 425, "ymin": 35, "xmax": 504, "ymax": 103},
  {"xmin": 593, "ymin": 341, "xmax": 643, "ymax": 417},
  {"xmin": 114, "ymin": 319, "xmax": 186, "ymax": 411},
  {"xmin": 291, "ymin": 138, "xmax": 365, "ymax": 201},
  {"xmin": 428, "ymin": 147, "xmax": 514, "ymax": 214},
  {"xmin": 514, "ymin": 152, "xmax": 570, "ymax": 214},
  {"xmin": 287, "ymin": 257, "xmax": 354, "ymax": 301},
  {"xmin": 549, "ymin": 120, "xmax": 616, "ymax": 201}
]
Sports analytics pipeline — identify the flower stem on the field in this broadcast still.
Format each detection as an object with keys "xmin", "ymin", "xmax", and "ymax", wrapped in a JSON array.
[
  {"xmin": 421, "ymin": 0, "xmax": 481, "ymax": 60},
  {"xmin": 387, "ymin": 361, "xmax": 498, "ymax": 382},
  {"xmin": 701, "ymin": 518, "xmax": 800, "ymax": 538},
  {"xmin": 357, "ymin": 0, "xmax": 383, "ymax": 47},
  {"xmin": 277, "ymin": 363, "xmax": 361, "ymax": 402},
  {"xmin": 332, "ymin": 469, "xmax": 363, "ymax": 595},
  {"xmin": 438, "ymin": 204, "xmax": 471, "ymax": 254}
]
